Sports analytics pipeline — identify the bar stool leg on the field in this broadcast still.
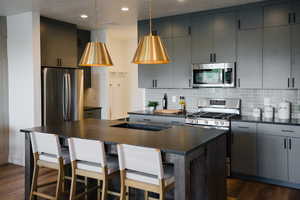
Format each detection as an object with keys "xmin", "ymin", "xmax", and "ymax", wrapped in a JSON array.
[
  {"xmin": 97, "ymin": 180, "xmax": 101, "ymax": 200},
  {"xmin": 69, "ymin": 175, "xmax": 77, "ymax": 200},
  {"xmin": 29, "ymin": 164, "xmax": 39, "ymax": 200},
  {"xmin": 126, "ymin": 187, "xmax": 129, "ymax": 200},
  {"xmin": 144, "ymin": 191, "xmax": 148, "ymax": 200},
  {"xmin": 55, "ymin": 159, "xmax": 64, "ymax": 200},
  {"xmin": 101, "ymin": 178, "xmax": 108, "ymax": 200}
]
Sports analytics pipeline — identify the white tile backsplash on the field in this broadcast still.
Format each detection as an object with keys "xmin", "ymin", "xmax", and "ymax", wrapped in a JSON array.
[{"xmin": 145, "ymin": 88, "xmax": 300, "ymax": 117}]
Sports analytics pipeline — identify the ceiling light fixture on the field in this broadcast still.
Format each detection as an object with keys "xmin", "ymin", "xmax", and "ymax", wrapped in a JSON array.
[
  {"xmin": 79, "ymin": 0, "xmax": 113, "ymax": 67},
  {"xmin": 80, "ymin": 14, "xmax": 88, "ymax": 19},
  {"xmin": 121, "ymin": 7, "xmax": 129, "ymax": 11},
  {"xmin": 132, "ymin": 0, "xmax": 170, "ymax": 64}
]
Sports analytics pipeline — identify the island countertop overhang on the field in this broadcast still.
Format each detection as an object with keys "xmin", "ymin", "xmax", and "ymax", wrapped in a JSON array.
[{"xmin": 20, "ymin": 119, "xmax": 227, "ymax": 155}]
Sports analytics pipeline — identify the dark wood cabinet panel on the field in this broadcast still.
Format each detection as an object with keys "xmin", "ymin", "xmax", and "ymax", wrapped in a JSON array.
[
  {"xmin": 231, "ymin": 122, "xmax": 257, "ymax": 176},
  {"xmin": 263, "ymin": 26, "xmax": 291, "ymax": 89},
  {"xmin": 264, "ymin": 3, "xmax": 291, "ymax": 27},
  {"xmin": 238, "ymin": 5, "xmax": 263, "ymax": 30},
  {"xmin": 77, "ymin": 29, "xmax": 91, "ymax": 88},
  {"xmin": 191, "ymin": 14, "xmax": 214, "ymax": 63},
  {"xmin": 237, "ymin": 29, "xmax": 263, "ymax": 88},
  {"xmin": 40, "ymin": 17, "xmax": 77, "ymax": 67}
]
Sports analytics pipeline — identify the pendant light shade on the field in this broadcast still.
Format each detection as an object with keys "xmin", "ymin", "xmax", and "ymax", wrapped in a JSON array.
[
  {"xmin": 79, "ymin": 42, "xmax": 113, "ymax": 66},
  {"xmin": 132, "ymin": 0, "xmax": 170, "ymax": 65},
  {"xmin": 132, "ymin": 34, "xmax": 170, "ymax": 64}
]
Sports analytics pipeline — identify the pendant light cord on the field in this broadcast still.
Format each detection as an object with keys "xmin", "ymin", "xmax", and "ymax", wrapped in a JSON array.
[{"xmin": 149, "ymin": 0, "xmax": 152, "ymax": 36}]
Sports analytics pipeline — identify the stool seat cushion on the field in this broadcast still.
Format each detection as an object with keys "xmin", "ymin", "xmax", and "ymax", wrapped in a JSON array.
[
  {"xmin": 39, "ymin": 149, "xmax": 71, "ymax": 164},
  {"xmin": 76, "ymin": 155, "xmax": 119, "ymax": 174},
  {"xmin": 125, "ymin": 164, "xmax": 174, "ymax": 186}
]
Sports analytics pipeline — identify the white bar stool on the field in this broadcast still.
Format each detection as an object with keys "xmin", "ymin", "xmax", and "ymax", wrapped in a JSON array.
[
  {"xmin": 30, "ymin": 132, "xmax": 71, "ymax": 200},
  {"xmin": 68, "ymin": 138, "xmax": 119, "ymax": 200},
  {"xmin": 117, "ymin": 144, "xmax": 175, "ymax": 200}
]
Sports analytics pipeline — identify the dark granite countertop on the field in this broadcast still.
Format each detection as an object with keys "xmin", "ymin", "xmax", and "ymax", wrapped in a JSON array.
[
  {"xmin": 233, "ymin": 115, "xmax": 300, "ymax": 126},
  {"xmin": 84, "ymin": 106, "xmax": 102, "ymax": 111},
  {"xmin": 20, "ymin": 119, "xmax": 226, "ymax": 155},
  {"xmin": 128, "ymin": 110, "xmax": 187, "ymax": 118}
]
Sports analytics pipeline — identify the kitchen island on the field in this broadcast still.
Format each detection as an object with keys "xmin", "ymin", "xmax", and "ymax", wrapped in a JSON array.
[{"xmin": 21, "ymin": 119, "xmax": 227, "ymax": 200}]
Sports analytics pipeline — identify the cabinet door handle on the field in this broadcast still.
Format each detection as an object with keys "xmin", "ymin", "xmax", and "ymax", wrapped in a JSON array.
[
  {"xmin": 152, "ymin": 80, "xmax": 155, "ymax": 88},
  {"xmin": 293, "ymin": 13, "xmax": 296, "ymax": 24},
  {"xmin": 238, "ymin": 20, "xmax": 241, "ymax": 30},
  {"xmin": 213, "ymin": 54, "xmax": 216, "ymax": 62},
  {"xmin": 238, "ymin": 126, "xmax": 249, "ymax": 129},
  {"xmin": 289, "ymin": 138, "xmax": 292, "ymax": 150},
  {"xmin": 292, "ymin": 78, "xmax": 295, "ymax": 88},
  {"xmin": 57, "ymin": 58, "xmax": 60, "ymax": 66},
  {"xmin": 143, "ymin": 119, "xmax": 151, "ymax": 122},
  {"xmin": 289, "ymin": 13, "xmax": 292, "ymax": 24},
  {"xmin": 238, "ymin": 78, "xmax": 241, "ymax": 88},
  {"xmin": 60, "ymin": 59, "xmax": 63, "ymax": 66},
  {"xmin": 281, "ymin": 129, "xmax": 295, "ymax": 133},
  {"xmin": 284, "ymin": 138, "xmax": 287, "ymax": 149},
  {"xmin": 189, "ymin": 79, "xmax": 191, "ymax": 88},
  {"xmin": 210, "ymin": 54, "xmax": 212, "ymax": 63},
  {"xmin": 288, "ymin": 78, "xmax": 290, "ymax": 88}
]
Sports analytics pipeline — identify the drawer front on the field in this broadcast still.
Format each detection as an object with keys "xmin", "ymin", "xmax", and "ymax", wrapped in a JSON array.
[
  {"xmin": 231, "ymin": 121, "xmax": 257, "ymax": 131},
  {"xmin": 84, "ymin": 110, "xmax": 101, "ymax": 119},
  {"xmin": 257, "ymin": 123, "xmax": 300, "ymax": 138},
  {"xmin": 129, "ymin": 114, "xmax": 185, "ymax": 125}
]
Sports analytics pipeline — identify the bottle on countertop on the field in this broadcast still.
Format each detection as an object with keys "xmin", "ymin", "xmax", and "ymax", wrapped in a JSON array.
[
  {"xmin": 179, "ymin": 96, "xmax": 186, "ymax": 113},
  {"xmin": 162, "ymin": 93, "xmax": 168, "ymax": 110}
]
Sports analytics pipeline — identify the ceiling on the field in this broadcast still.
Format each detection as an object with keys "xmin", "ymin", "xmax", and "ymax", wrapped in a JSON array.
[{"xmin": 0, "ymin": 0, "xmax": 265, "ymax": 30}]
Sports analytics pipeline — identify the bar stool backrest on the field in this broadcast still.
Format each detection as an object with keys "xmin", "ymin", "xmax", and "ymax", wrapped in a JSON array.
[
  {"xmin": 68, "ymin": 138, "xmax": 106, "ymax": 167},
  {"xmin": 117, "ymin": 144, "xmax": 164, "ymax": 179},
  {"xmin": 30, "ymin": 132, "xmax": 62, "ymax": 157}
]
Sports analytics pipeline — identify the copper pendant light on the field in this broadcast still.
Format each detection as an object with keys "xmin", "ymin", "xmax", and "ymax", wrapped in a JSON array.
[
  {"xmin": 79, "ymin": 0, "xmax": 113, "ymax": 67},
  {"xmin": 132, "ymin": 0, "xmax": 170, "ymax": 64}
]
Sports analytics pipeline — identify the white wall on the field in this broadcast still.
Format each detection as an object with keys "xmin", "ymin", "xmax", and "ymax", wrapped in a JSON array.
[
  {"xmin": 7, "ymin": 12, "xmax": 41, "ymax": 165},
  {"xmin": 84, "ymin": 25, "xmax": 145, "ymax": 120}
]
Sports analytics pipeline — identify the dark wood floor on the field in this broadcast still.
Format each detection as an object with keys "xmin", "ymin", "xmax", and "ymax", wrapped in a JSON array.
[{"xmin": 1, "ymin": 164, "xmax": 300, "ymax": 200}]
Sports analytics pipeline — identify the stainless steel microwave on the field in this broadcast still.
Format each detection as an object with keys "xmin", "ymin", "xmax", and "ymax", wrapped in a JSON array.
[{"xmin": 192, "ymin": 63, "xmax": 236, "ymax": 88}]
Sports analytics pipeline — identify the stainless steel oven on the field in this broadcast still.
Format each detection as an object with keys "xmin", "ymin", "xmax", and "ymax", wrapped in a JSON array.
[{"xmin": 192, "ymin": 63, "xmax": 235, "ymax": 88}]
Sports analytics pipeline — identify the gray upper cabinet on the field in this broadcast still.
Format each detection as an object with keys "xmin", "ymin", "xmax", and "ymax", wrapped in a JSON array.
[
  {"xmin": 153, "ymin": 18, "xmax": 172, "ymax": 38},
  {"xmin": 155, "ymin": 38, "xmax": 173, "ymax": 88},
  {"xmin": 172, "ymin": 15, "xmax": 191, "ymax": 37},
  {"xmin": 138, "ymin": 64, "xmax": 155, "ymax": 88},
  {"xmin": 291, "ymin": 24, "xmax": 300, "ymax": 88},
  {"xmin": 237, "ymin": 29, "xmax": 262, "ymax": 88},
  {"xmin": 293, "ymin": 1, "xmax": 300, "ymax": 24},
  {"xmin": 231, "ymin": 122, "xmax": 257, "ymax": 176},
  {"xmin": 138, "ymin": 21, "xmax": 148, "ymax": 41},
  {"xmin": 191, "ymin": 14, "xmax": 214, "ymax": 63},
  {"xmin": 172, "ymin": 36, "xmax": 191, "ymax": 88},
  {"xmin": 238, "ymin": 6, "xmax": 263, "ymax": 30},
  {"xmin": 257, "ymin": 133, "xmax": 289, "ymax": 182},
  {"xmin": 264, "ymin": 3, "xmax": 291, "ymax": 27},
  {"xmin": 191, "ymin": 11, "xmax": 236, "ymax": 63},
  {"xmin": 288, "ymin": 137, "xmax": 300, "ymax": 184},
  {"xmin": 213, "ymin": 12, "xmax": 237, "ymax": 63},
  {"xmin": 263, "ymin": 26, "xmax": 291, "ymax": 89},
  {"xmin": 41, "ymin": 17, "xmax": 77, "ymax": 67}
]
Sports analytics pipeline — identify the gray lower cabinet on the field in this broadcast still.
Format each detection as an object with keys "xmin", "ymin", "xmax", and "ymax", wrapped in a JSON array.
[
  {"xmin": 264, "ymin": 3, "xmax": 291, "ymax": 27},
  {"xmin": 263, "ymin": 26, "xmax": 291, "ymax": 89},
  {"xmin": 289, "ymin": 137, "xmax": 300, "ymax": 183},
  {"xmin": 238, "ymin": 5, "xmax": 263, "ymax": 30},
  {"xmin": 291, "ymin": 24, "xmax": 300, "ymax": 89},
  {"xmin": 172, "ymin": 36, "xmax": 191, "ymax": 88},
  {"xmin": 191, "ymin": 14, "xmax": 214, "ymax": 63},
  {"xmin": 213, "ymin": 12, "xmax": 237, "ymax": 63},
  {"xmin": 231, "ymin": 122, "xmax": 257, "ymax": 176},
  {"xmin": 237, "ymin": 29, "xmax": 263, "ymax": 88},
  {"xmin": 257, "ymin": 133, "xmax": 288, "ymax": 182}
]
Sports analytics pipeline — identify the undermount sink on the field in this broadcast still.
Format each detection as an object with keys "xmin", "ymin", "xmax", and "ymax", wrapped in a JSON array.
[{"xmin": 111, "ymin": 123, "xmax": 170, "ymax": 132}]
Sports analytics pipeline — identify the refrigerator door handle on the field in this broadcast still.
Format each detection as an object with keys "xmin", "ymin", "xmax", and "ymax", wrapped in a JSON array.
[
  {"xmin": 63, "ymin": 74, "xmax": 69, "ymax": 121},
  {"xmin": 67, "ymin": 73, "xmax": 72, "ymax": 121}
]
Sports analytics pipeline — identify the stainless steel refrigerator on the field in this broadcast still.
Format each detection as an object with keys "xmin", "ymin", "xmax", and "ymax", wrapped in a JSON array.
[{"xmin": 42, "ymin": 67, "xmax": 84, "ymax": 125}]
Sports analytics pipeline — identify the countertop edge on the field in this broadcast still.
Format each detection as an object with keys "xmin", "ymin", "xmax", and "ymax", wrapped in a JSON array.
[{"xmin": 232, "ymin": 116, "xmax": 300, "ymax": 126}]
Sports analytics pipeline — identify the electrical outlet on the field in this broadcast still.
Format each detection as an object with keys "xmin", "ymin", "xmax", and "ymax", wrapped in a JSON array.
[{"xmin": 172, "ymin": 96, "xmax": 177, "ymax": 103}]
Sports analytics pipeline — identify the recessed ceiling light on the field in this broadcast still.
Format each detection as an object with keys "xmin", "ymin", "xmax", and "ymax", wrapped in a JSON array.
[
  {"xmin": 80, "ymin": 14, "xmax": 88, "ymax": 19},
  {"xmin": 121, "ymin": 7, "xmax": 129, "ymax": 11},
  {"xmin": 177, "ymin": 0, "xmax": 185, "ymax": 2}
]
